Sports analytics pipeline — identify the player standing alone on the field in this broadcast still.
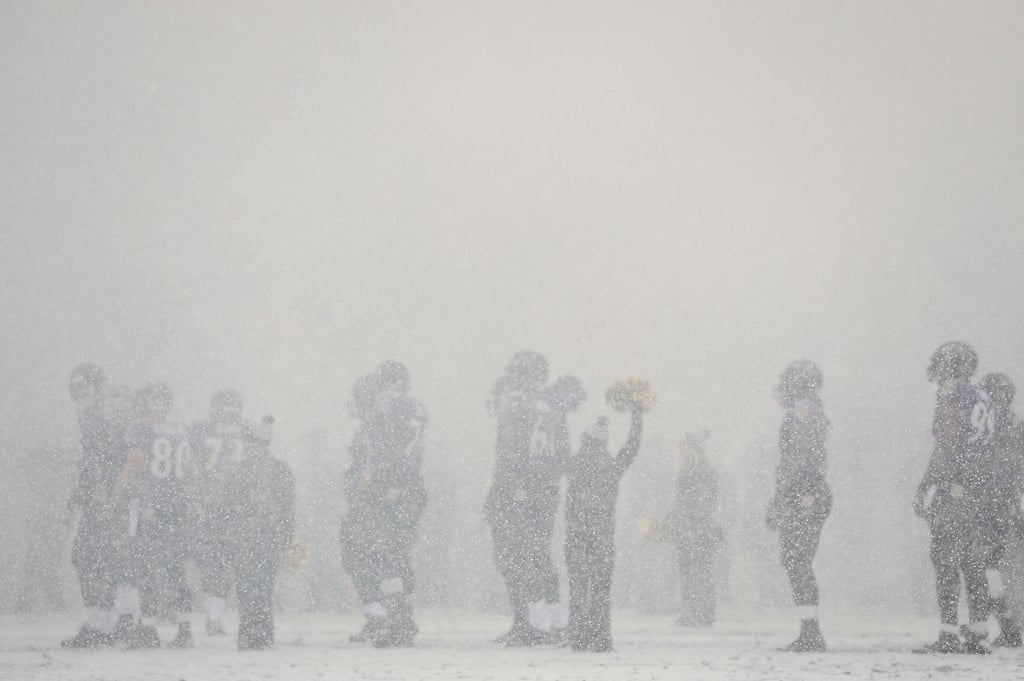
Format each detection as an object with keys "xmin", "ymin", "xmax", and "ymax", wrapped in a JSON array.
[
  {"xmin": 914, "ymin": 342, "xmax": 995, "ymax": 654},
  {"xmin": 766, "ymin": 361, "xmax": 831, "ymax": 652}
]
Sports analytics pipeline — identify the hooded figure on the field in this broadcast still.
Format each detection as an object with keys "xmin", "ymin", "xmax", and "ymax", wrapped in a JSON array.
[
  {"xmin": 565, "ymin": 409, "xmax": 643, "ymax": 652},
  {"xmin": 766, "ymin": 361, "xmax": 831, "ymax": 653},
  {"xmin": 670, "ymin": 432, "xmax": 721, "ymax": 627},
  {"xmin": 224, "ymin": 416, "xmax": 295, "ymax": 650}
]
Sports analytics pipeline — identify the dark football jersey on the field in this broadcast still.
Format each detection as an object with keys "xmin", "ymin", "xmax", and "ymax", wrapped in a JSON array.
[
  {"xmin": 345, "ymin": 395, "xmax": 427, "ymax": 498},
  {"xmin": 932, "ymin": 379, "xmax": 993, "ymax": 491},
  {"xmin": 125, "ymin": 418, "xmax": 193, "ymax": 523},
  {"xmin": 190, "ymin": 419, "xmax": 247, "ymax": 491},
  {"xmin": 776, "ymin": 396, "xmax": 830, "ymax": 499},
  {"xmin": 76, "ymin": 402, "xmax": 112, "ymax": 500},
  {"xmin": 495, "ymin": 388, "xmax": 557, "ymax": 478}
]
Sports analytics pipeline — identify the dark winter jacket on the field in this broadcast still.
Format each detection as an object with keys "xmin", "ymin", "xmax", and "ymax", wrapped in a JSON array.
[
  {"xmin": 566, "ymin": 413, "xmax": 643, "ymax": 542},
  {"xmin": 671, "ymin": 459, "xmax": 720, "ymax": 539},
  {"xmin": 225, "ymin": 458, "xmax": 295, "ymax": 562}
]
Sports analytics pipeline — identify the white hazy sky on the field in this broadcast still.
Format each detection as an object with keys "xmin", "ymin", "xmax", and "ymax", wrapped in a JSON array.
[{"xmin": 2, "ymin": 1, "xmax": 1024, "ymax": 468}]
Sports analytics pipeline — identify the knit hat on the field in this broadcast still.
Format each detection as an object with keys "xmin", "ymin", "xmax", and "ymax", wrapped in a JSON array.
[{"xmin": 583, "ymin": 416, "xmax": 610, "ymax": 445}]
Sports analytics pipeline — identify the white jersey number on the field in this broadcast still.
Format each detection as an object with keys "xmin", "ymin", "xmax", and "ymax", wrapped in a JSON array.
[
  {"xmin": 204, "ymin": 436, "xmax": 244, "ymax": 471},
  {"xmin": 968, "ymin": 402, "xmax": 996, "ymax": 443},
  {"xmin": 150, "ymin": 438, "xmax": 192, "ymax": 479},
  {"xmin": 528, "ymin": 418, "xmax": 552, "ymax": 459}
]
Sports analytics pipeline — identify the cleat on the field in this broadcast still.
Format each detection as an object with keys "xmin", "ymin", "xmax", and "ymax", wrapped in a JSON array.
[
  {"xmin": 504, "ymin": 625, "xmax": 560, "ymax": 648},
  {"xmin": 113, "ymin": 615, "xmax": 137, "ymax": 645},
  {"xmin": 493, "ymin": 628, "xmax": 513, "ymax": 644},
  {"xmin": 61, "ymin": 626, "xmax": 114, "ymax": 649},
  {"xmin": 779, "ymin": 620, "xmax": 826, "ymax": 652},
  {"xmin": 350, "ymin": 617, "xmax": 386, "ymax": 644},
  {"xmin": 913, "ymin": 631, "xmax": 963, "ymax": 654},
  {"xmin": 993, "ymin": 617, "xmax": 1022, "ymax": 648},
  {"xmin": 169, "ymin": 623, "xmax": 193, "ymax": 649},
  {"xmin": 960, "ymin": 626, "xmax": 991, "ymax": 655},
  {"xmin": 125, "ymin": 624, "xmax": 161, "ymax": 650},
  {"xmin": 993, "ymin": 631, "xmax": 1023, "ymax": 648},
  {"xmin": 371, "ymin": 614, "xmax": 418, "ymax": 648},
  {"xmin": 369, "ymin": 598, "xmax": 417, "ymax": 648},
  {"xmin": 206, "ymin": 619, "xmax": 227, "ymax": 637}
]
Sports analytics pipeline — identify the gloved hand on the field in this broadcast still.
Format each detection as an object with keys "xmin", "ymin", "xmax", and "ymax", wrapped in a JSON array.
[
  {"xmin": 913, "ymin": 485, "xmax": 931, "ymax": 520},
  {"xmin": 765, "ymin": 498, "xmax": 779, "ymax": 531}
]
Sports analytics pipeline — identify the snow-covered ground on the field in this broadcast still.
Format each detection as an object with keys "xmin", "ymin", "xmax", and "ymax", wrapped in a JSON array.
[{"xmin": 3, "ymin": 608, "xmax": 1024, "ymax": 681}]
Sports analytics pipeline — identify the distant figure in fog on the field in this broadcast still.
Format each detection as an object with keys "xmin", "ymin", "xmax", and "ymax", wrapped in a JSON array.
[
  {"xmin": 766, "ymin": 361, "xmax": 831, "ymax": 652},
  {"xmin": 656, "ymin": 432, "xmax": 721, "ymax": 628}
]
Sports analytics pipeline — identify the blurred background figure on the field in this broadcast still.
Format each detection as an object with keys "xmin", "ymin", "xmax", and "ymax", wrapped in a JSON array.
[{"xmin": 643, "ymin": 431, "xmax": 721, "ymax": 628}]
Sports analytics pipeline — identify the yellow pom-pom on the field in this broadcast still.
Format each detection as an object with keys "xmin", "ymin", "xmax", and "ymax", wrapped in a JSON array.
[{"xmin": 605, "ymin": 377, "xmax": 656, "ymax": 413}]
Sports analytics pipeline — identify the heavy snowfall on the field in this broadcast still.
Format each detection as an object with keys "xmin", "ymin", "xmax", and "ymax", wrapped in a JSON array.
[{"xmin": 3, "ymin": 1, "xmax": 1024, "ymax": 679}]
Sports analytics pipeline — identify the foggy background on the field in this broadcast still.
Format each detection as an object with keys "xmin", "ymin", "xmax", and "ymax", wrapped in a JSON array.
[{"xmin": 3, "ymin": 1, "xmax": 1024, "ymax": 617}]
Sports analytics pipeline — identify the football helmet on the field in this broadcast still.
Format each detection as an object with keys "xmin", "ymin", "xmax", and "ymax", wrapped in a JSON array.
[
  {"xmin": 210, "ymin": 388, "xmax": 243, "ymax": 418},
  {"xmin": 375, "ymin": 360, "xmax": 409, "ymax": 394},
  {"xmin": 581, "ymin": 416, "xmax": 610, "ymax": 446},
  {"xmin": 775, "ymin": 360, "xmax": 823, "ymax": 405},
  {"xmin": 548, "ymin": 375, "xmax": 587, "ymax": 413},
  {"xmin": 927, "ymin": 341, "xmax": 978, "ymax": 384},
  {"xmin": 981, "ymin": 372, "xmax": 1015, "ymax": 407},
  {"xmin": 105, "ymin": 384, "xmax": 137, "ymax": 428},
  {"xmin": 69, "ymin": 363, "xmax": 106, "ymax": 406},
  {"xmin": 137, "ymin": 381, "xmax": 173, "ymax": 416},
  {"xmin": 243, "ymin": 415, "xmax": 274, "ymax": 447},
  {"xmin": 348, "ymin": 373, "xmax": 382, "ymax": 419},
  {"xmin": 504, "ymin": 350, "xmax": 548, "ymax": 390}
]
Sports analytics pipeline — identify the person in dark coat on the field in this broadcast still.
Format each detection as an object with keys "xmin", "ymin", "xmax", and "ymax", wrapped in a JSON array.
[
  {"xmin": 766, "ymin": 361, "xmax": 831, "ymax": 653},
  {"xmin": 565, "ymin": 408, "xmax": 643, "ymax": 652},
  {"xmin": 225, "ymin": 416, "xmax": 296, "ymax": 650},
  {"xmin": 669, "ymin": 432, "xmax": 721, "ymax": 627}
]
